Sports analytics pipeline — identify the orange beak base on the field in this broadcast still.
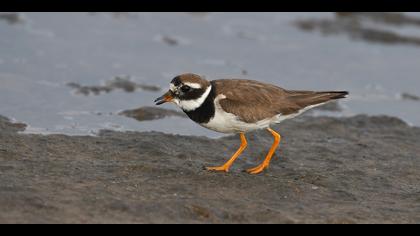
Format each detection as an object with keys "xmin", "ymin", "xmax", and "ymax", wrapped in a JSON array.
[{"xmin": 154, "ymin": 91, "xmax": 174, "ymax": 105}]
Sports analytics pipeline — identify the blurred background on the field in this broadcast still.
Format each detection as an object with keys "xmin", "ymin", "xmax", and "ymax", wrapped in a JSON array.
[{"xmin": 0, "ymin": 12, "xmax": 419, "ymax": 137}]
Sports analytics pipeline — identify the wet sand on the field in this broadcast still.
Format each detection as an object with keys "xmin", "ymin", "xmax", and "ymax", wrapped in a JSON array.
[
  {"xmin": 67, "ymin": 76, "xmax": 161, "ymax": 96},
  {"xmin": 119, "ymin": 106, "xmax": 187, "ymax": 122},
  {"xmin": 0, "ymin": 114, "xmax": 419, "ymax": 223},
  {"xmin": 295, "ymin": 12, "xmax": 420, "ymax": 47}
]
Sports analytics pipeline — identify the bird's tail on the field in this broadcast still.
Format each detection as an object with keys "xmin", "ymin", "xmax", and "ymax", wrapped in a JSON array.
[
  {"xmin": 317, "ymin": 91, "xmax": 349, "ymax": 100},
  {"xmin": 287, "ymin": 90, "xmax": 349, "ymax": 107}
]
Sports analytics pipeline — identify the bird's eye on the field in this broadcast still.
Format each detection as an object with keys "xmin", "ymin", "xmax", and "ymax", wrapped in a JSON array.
[{"xmin": 181, "ymin": 85, "xmax": 191, "ymax": 93}]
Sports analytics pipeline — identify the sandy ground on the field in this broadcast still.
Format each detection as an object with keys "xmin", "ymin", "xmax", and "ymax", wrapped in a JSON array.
[{"xmin": 0, "ymin": 114, "xmax": 419, "ymax": 223}]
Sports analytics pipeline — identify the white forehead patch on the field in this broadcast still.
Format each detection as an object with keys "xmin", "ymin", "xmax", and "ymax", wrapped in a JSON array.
[
  {"xmin": 169, "ymin": 83, "xmax": 176, "ymax": 92},
  {"xmin": 183, "ymin": 82, "xmax": 202, "ymax": 89}
]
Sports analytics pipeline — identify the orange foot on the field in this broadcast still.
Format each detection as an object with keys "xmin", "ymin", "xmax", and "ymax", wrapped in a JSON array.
[
  {"xmin": 245, "ymin": 128, "xmax": 281, "ymax": 175},
  {"xmin": 246, "ymin": 164, "xmax": 268, "ymax": 175},
  {"xmin": 206, "ymin": 166, "xmax": 230, "ymax": 172},
  {"xmin": 205, "ymin": 133, "xmax": 247, "ymax": 173}
]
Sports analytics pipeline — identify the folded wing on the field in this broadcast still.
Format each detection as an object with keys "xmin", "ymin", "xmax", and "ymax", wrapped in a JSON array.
[{"xmin": 212, "ymin": 79, "xmax": 348, "ymax": 123}]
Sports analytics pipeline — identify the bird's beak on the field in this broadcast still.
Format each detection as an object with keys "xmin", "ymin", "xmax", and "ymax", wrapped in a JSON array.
[{"xmin": 154, "ymin": 90, "xmax": 174, "ymax": 105}]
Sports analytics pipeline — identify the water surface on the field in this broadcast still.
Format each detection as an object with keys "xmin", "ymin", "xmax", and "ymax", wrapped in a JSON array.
[{"xmin": 1, "ymin": 12, "xmax": 420, "ymax": 137}]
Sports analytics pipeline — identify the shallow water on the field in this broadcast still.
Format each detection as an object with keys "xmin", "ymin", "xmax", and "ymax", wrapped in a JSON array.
[{"xmin": 1, "ymin": 12, "xmax": 420, "ymax": 137}]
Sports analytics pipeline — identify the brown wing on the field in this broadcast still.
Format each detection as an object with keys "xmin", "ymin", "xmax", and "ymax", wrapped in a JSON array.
[{"xmin": 213, "ymin": 79, "xmax": 348, "ymax": 123}]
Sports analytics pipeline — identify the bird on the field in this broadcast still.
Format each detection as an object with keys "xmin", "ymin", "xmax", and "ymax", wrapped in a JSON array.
[{"xmin": 154, "ymin": 73, "xmax": 348, "ymax": 174}]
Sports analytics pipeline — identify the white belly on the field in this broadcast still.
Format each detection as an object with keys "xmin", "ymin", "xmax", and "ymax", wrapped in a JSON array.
[
  {"xmin": 199, "ymin": 95, "xmax": 326, "ymax": 134},
  {"xmin": 200, "ymin": 108, "xmax": 272, "ymax": 133}
]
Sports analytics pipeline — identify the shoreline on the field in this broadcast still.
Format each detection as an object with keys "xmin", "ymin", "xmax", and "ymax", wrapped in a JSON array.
[{"xmin": 0, "ymin": 114, "xmax": 419, "ymax": 223}]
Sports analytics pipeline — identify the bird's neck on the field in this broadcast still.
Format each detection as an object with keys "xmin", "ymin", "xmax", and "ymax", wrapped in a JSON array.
[{"xmin": 183, "ymin": 82, "xmax": 216, "ymax": 124}]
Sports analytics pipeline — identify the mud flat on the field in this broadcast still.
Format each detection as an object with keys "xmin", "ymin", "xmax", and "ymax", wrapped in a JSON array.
[
  {"xmin": 294, "ymin": 12, "xmax": 420, "ymax": 47},
  {"xmin": 0, "ymin": 114, "xmax": 419, "ymax": 223},
  {"xmin": 119, "ymin": 107, "xmax": 187, "ymax": 122}
]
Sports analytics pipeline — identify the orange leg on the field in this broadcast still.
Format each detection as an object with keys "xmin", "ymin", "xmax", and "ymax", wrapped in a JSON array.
[
  {"xmin": 206, "ymin": 133, "xmax": 247, "ymax": 172},
  {"xmin": 247, "ymin": 128, "xmax": 281, "ymax": 175}
]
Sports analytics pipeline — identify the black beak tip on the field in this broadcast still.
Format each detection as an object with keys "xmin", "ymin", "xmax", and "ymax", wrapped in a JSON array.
[
  {"xmin": 154, "ymin": 93, "xmax": 171, "ymax": 105},
  {"xmin": 154, "ymin": 96, "xmax": 163, "ymax": 105}
]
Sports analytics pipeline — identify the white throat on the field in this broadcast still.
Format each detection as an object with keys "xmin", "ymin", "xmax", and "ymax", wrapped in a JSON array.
[{"xmin": 175, "ymin": 85, "xmax": 212, "ymax": 111}]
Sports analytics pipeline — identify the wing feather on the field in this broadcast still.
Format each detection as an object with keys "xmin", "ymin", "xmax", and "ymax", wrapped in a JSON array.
[{"xmin": 212, "ymin": 79, "xmax": 347, "ymax": 123}]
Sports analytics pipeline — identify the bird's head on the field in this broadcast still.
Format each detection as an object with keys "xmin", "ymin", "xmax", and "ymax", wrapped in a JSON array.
[{"xmin": 154, "ymin": 73, "xmax": 212, "ymax": 111}]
